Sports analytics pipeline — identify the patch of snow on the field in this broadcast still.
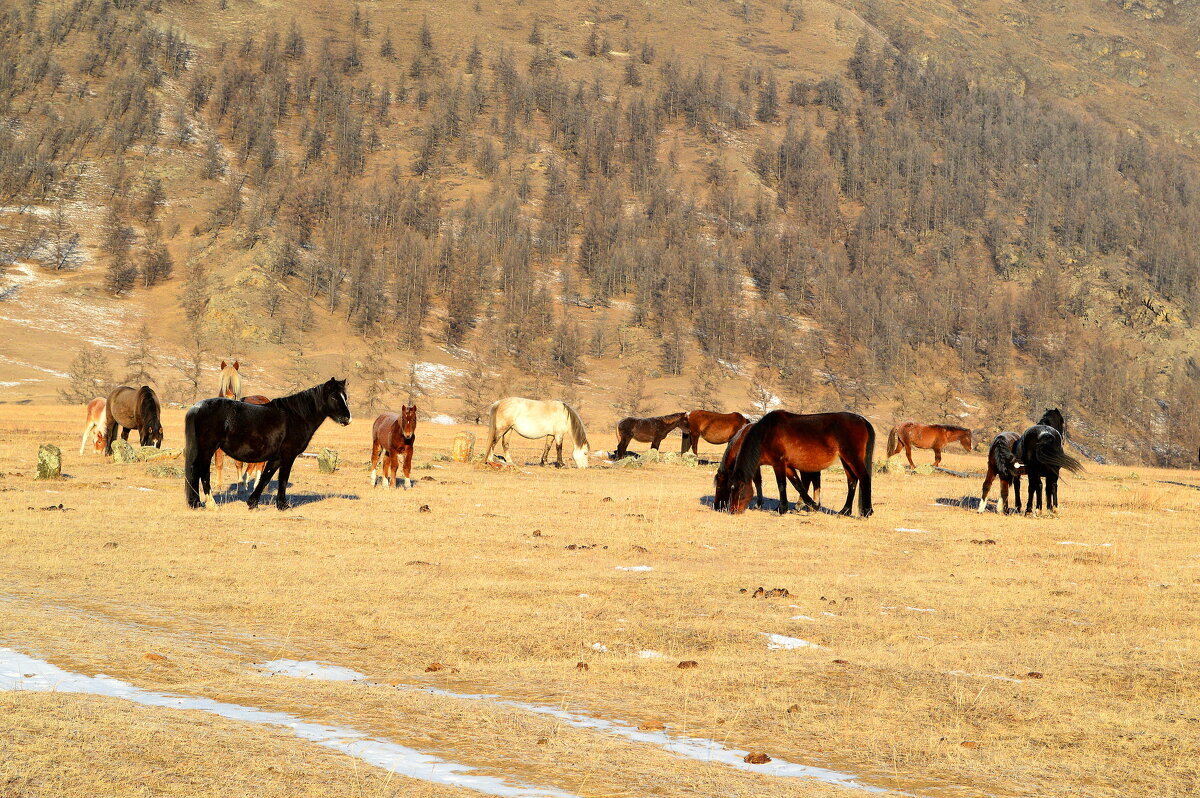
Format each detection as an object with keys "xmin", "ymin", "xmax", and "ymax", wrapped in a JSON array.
[
  {"xmin": 0, "ymin": 354, "xmax": 69, "ymax": 378},
  {"xmin": 946, "ymin": 670, "xmax": 1023, "ymax": 684},
  {"xmin": 637, "ymin": 650, "xmax": 665, "ymax": 659},
  {"xmin": 0, "ymin": 647, "xmax": 576, "ymax": 798},
  {"xmin": 614, "ymin": 566, "xmax": 653, "ymax": 572},
  {"xmin": 895, "ymin": 527, "xmax": 931, "ymax": 534},
  {"xmin": 256, "ymin": 660, "xmax": 366, "ymax": 682},
  {"xmin": 590, "ymin": 643, "xmax": 608, "ymax": 653},
  {"xmin": 411, "ymin": 361, "xmax": 465, "ymax": 392},
  {"xmin": 789, "ymin": 615, "xmax": 817, "ymax": 621},
  {"xmin": 1056, "ymin": 541, "xmax": 1112, "ymax": 547},
  {"xmin": 429, "ymin": 414, "xmax": 456, "ymax": 425},
  {"xmin": 762, "ymin": 633, "xmax": 826, "ymax": 650}
]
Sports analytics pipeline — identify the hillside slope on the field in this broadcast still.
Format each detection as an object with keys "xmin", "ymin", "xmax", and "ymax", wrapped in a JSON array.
[{"xmin": 0, "ymin": 0, "xmax": 1197, "ymax": 464}]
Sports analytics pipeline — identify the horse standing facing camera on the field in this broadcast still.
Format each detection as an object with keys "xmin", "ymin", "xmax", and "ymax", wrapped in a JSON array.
[{"xmin": 371, "ymin": 404, "xmax": 418, "ymax": 488}]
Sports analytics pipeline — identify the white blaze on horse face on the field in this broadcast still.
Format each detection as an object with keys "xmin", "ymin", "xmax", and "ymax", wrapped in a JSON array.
[
  {"xmin": 573, "ymin": 447, "xmax": 589, "ymax": 468},
  {"xmin": 340, "ymin": 392, "xmax": 352, "ymax": 424}
]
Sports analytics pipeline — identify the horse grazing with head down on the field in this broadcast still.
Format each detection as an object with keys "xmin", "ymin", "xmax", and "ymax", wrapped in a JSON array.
[
  {"xmin": 978, "ymin": 432, "xmax": 1025, "ymax": 514},
  {"xmin": 680, "ymin": 410, "xmax": 750, "ymax": 456},
  {"xmin": 104, "ymin": 386, "xmax": 163, "ymax": 455},
  {"xmin": 614, "ymin": 412, "xmax": 687, "ymax": 459},
  {"xmin": 714, "ymin": 422, "xmax": 821, "ymax": 512},
  {"xmin": 727, "ymin": 411, "xmax": 874, "ymax": 517},
  {"xmin": 371, "ymin": 404, "xmax": 417, "ymax": 488},
  {"xmin": 184, "ymin": 378, "xmax": 351, "ymax": 510},
  {"xmin": 1014, "ymin": 408, "xmax": 1082, "ymax": 515},
  {"xmin": 79, "ymin": 397, "xmax": 108, "ymax": 455},
  {"xmin": 484, "ymin": 397, "xmax": 590, "ymax": 468},
  {"xmin": 886, "ymin": 421, "xmax": 973, "ymax": 468}
]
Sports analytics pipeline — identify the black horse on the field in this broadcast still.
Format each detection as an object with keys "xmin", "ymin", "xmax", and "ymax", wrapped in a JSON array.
[
  {"xmin": 184, "ymin": 378, "xmax": 351, "ymax": 510},
  {"xmin": 1014, "ymin": 408, "xmax": 1083, "ymax": 515}
]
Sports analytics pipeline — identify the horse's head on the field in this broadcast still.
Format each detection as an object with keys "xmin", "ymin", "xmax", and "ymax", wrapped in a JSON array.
[
  {"xmin": 963, "ymin": 429, "xmax": 974, "ymax": 451},
  {"xmin": 144, "ymin": 424, "xmax": 164, "ymax": 448},
  {"xmin": 324, "ymin": 378, "xmax": 352, "ymax": 425},
  {"xmin": 1039, "ymin": 408, "xmax": 1065, "ymax": 434},
  {"xmin": 93, "ymin": 428, "xmax": 107, "ymax": 453},
  {"xmin": 572, "ymin": 444, "xmax": 590, "ymax": 469},
  {"xmin": 728, "ymin": 476, "xmax": 755, "ymax": 515},
  {"xmin": 401, "ymin": 403, "xmax": 417, "ymax": 439},
  {"xmin": 713, "ymin": 467, "xmax": 731, "ymax": 510}
]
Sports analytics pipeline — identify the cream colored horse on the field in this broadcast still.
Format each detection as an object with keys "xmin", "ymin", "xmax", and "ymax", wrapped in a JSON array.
[
  {"xmin": 218, "ymin": 360, "xmax": 242, "ymax": 399},
  {"xmin": 484, "ymin": 397, "xmax": 590, "ymax": 468}
]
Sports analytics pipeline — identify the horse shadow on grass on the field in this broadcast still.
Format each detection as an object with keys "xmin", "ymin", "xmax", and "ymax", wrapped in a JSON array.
[
  {"xmin": 214, "ymin": 480, "xmax": 361, "ymax": 508},
  {"xmin": 698, "ymin": 495, "xmax": 840, "ymax": 515}
]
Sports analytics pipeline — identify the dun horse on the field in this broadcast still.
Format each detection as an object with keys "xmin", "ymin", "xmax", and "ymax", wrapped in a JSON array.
[
  {"xmin": 727, "ymin": 411, "xmax": 874, "ymax": 517},
  {"xmin": 214, "ymin": 395, "xmax": 271, "ymax": 492},
  {"xmin": 614, "ymin": 412, "xmax": 687, "ymax": 459},
  {"xmin": 978, "ymin": 432, "xmax": 1025, "ymax": 514},
  {"xmin": 484, "ymin": 397, "xmax": 590, "ymax": 468},
  {"xmin": 79, "ymin": 397, "xmax": 108, "ymax": 455},
  {"xmin": 371, "ymin": 404, "xmax": 417, "ymax": 488},
  {"xmin": 104, "ymin": 386, "xmax": 163, "ymax": 455},
  {"xmin": 886, "ymin": 421, "xmax": 973, "ymax": 468},
  {"xmin": 680, "ymin": 410, "xmax": 750, "ymax": 456},
  {"xmin": 1015, "ymin": 408, "xmax": 1082, "ymax": 515},
  {"xmin": 184, "ymin": 378, "xmax": 351, "ymax": 510},
  {"xmin": 714, "ymin": 422, "xmax": 821, "ymax": 511}
]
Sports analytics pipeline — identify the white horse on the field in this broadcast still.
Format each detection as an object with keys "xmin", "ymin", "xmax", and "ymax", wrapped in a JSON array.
[{"xmin": 484, "ymin": 397, "xmax": 590, "ymax": 468}]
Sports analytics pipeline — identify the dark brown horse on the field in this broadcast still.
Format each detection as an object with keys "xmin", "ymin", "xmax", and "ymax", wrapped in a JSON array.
[
  {"xmin": 214, "ymin": 395, "xmax": 270, "ymax": 492},
  {"xmin": 614, "ymin": 411, "xmax": 687, "ymax": 459},
  {"xmin": 104, "ymin": 385, "xmax": 163, "ymax": 455},
  {"xmin": 728, "ymin": 411, "xmax": 874, "ymax": 517},
  {"xmin": 714, "ymin": 422, "xmax": 821, "ymax": 511},
  {"xmin": 886, "ymin": 421, "xmax": 973, "ymax": 468},
  {"xmin": 1015, "ymin": 408, "xmax": 1082, "ymax": 515},
  {"xmin": 371, "ymin": 404, "xmax": 417, "ymax": 489},
  {"xmin": 680, "ymin": 410, "xmax": 750, "ymax": 455},
  {"xmin": 978, "ymin": 432, "xmax": 1024, "ymax": 515}
]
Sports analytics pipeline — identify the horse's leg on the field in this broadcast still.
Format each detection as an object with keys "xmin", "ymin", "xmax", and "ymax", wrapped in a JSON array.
[
  {"xmin": 998, "ymin": 478, "xmax": 1010, "ymax": 515},
  {"xmin": 499, "ymin": 430, "xmax": 513, "ymax": 463},
  {"xmin": 1025, "ymin": 474, "xmax": 1040, "ymax": 516},
  {"xmin": 615, "ymin": 432, "xmax": 629, "ymax": 460},
  {"xmin": 774, "ymin": 466, "xmax": 789, "ymax": 515},
  {"xmin": 838, "ymin": 457, "xmax": 858, "ymax": 516},
  {"xmin": 402, "ymin": 443, "xmax": 413, "ymax": 488},
  {"xmin": 247, "ymin": 460, "xmax": 279, "ymax": 509},
  {"xmin": 753, "ymin": 468, "xmax": 763, "ymax": 509},
  {"xmin": 789, "ymin": 470, "xmax": 817, "ymax": 511},
  {"xmin": 1047, "ymin": 474, "xmax": 1058, "ymax": 514},
  {"xmin": 215, "ymin": 449, "xmax": 225, "ymax": 492},
  {"xmin": 387, "ymin": 451, "xmax": 399, "ymax": 488},
  {"xmin": 904, "ymin": 441, "xmax": 915, "ymax": 469},
  {"xmin": 370, "ymin": 441, "xmax": 381, "ymax": 487},
  {"xmin": 650, "ymin": 434, "xmax": 663, "ymax": 451},
  {"xmin": 121, "ymin": 427, "xmax": 131, "ymax": 441},
  {"xmin": 79, "ymin": 421, "xmax": 93, "ymax": 455},
  {"xmin": 933, "ymin": 446, "xmax": 942, "ymax": 467},
  {"xmin": 979, "ymin": 469, "xmax": 995, "ymax": 514},
  {"xmin": 275, "ymin": 457, "xmax": 295, "ymax": 510},
  {"xmin": 538, "ymin": 435, "xmax": 552, "ymax": 466},
  {"xmin": 811, "ymin": 472, "xmax": 821, "ymax": 508},
  {"xmin": 1012, "ymin": 476, "xmax": 1021, "ymax": 516},
  {"xmin": 555, "ymin": 436, "xmax": 564, "ymax": 467}
]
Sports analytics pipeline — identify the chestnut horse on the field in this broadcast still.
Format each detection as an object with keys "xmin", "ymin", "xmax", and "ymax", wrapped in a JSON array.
[
  {"xmin": 79, "ymin": 397, "xmax": 108, "ymax": 455},
  {"xmin": 371, "ymin": 404, "xmax": 417, "ymax": 488},
  {"xmin": 886, "ymin": 421, "xmax": 973, "ymax": 468},
  {"xmin": 104, "ymin": 385, "xmax": 163, "ymax": 454},
  {"xmin": 680, "ymin": 410, "xmax": 750, "ymax": 455},
  {"xmin": 615, "ymin": 411, "xmax": 687, "ymax": 458},
  {"xmin": 1015, "ymin": 408, "xmax": 1082, "ymax": 515},
  {"xmin": 714, "ymin": 422, "xmax": 821, "ymax": 511},
  {"xmin": 978, "ymin": 432, "xmax": 1024, "ymax": 514},
  {"xmin": 727, "ymin": 411, "xmax": 874, "ymax": 517},
  {"xmin": 214, "ymin": 395, "xmax": 270, "ymax": 492}
]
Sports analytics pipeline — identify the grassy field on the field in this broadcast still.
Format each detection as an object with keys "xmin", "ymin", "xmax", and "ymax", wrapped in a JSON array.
[{"xmin": 1, "ymin": 403, "xmax": 1198, "ymax": 797}]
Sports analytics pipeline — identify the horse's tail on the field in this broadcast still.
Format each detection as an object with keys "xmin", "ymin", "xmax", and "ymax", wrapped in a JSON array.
[
  {"xmin": 730, "ymin": 412, "xmax": 770, "ymax": 491},
  {"xmin": 886, "ymin": 425, "xmax": 899, "ymax": 457},
  {"xmin": 1033, "ymin": 434, "xmax": 1085, "ymax": 474},
  {"xmin": 994, "ymin": 439, "xmax": 1021, "ymax": 481},
  {"xmin": 860, "ymin": 417, "xmax": 874, "ymax": 516},
  {"xmin": 485, "ymin": 400, "xmax": 501, "ymax": 450},
  {"xmin": 183, "ymin": 405, "xmax": 203, "ymax": 508},
  {"xmin": 565, "ymin": 402, "xmax": 589, "ymax": 449}
]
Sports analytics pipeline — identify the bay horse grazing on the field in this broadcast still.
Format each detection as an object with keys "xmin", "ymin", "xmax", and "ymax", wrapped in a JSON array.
[
  {"xmin": 104, "ymin": 386, "xmax": 163, "ymax": 455},
  {"xmin": 213, "ymin": 395, "xmax": 271, "ymax": 492},
  {"xmin": 218, "ymin": 360, "xmax": 242, "ymax": 399},
  {"xmin": 615, "ymin": 411, "xmax": 687, "ymax": 459},
  {"xmin": 184, "ymin": 378, "xmax": 351, "ymax": 510},
  {"xmin": 79, "ymin": 397, "xmax": 108, "ymax": 455},
  {"xmin": 484, "ymin": 397, "xmax": 590, "ymax": 468},
  {"xmin": 1014, "ymin": 408, "xmax": 1082, "ymax": 516},
  {"xmin": 680, "ymin": 410, "xmax": 750, "ymax": 455},
  {"xmin": 714, "ymin": 422, "xmax": 820, "ymax": 511},
  {"xmin": 728, "ymin": 411, "xmax": 874, "ymax": 517},
  {"xmin": 371, "ymin": 404, "xmax": 417, "ymax": 488},
  {"xmin": 978, "ymin": 432, "xmax": 1025, "ymax": 514},
  {"xmin": 886, "ymin": 421, "xmax": 973, "ymax": 468}
]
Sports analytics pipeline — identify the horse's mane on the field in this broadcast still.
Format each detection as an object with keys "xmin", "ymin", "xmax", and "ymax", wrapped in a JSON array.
[
  {"xmin": 136, "ymin": 386, "xmax": 160, "ymax": 427},
  {"xmin": 730, "ymin": 411, "xmax": 774, "ymax": 488},
  {"xmin": 1037, "ymin": 409, "xmax": 1065, "ymax": 434},
  {"xmin": 659, "ymin": 411, "xmax": 687, "ymax": 425},
  {"xmin": 564, "ymin": 402, "xmax": 589, "ymax": 449},
  {"xmin": 269, "ymin": 383, "xmax": 326, "ymax": 418},
  {"xmin": 932, "ymin": 423, "xmax": 970, "ymax": 433},
  {"xmin": 219, "ymin": 366, "xmax": 242, "ymax": 399}
]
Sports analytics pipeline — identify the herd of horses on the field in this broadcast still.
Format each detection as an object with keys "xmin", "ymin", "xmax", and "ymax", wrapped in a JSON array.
[{"xmin": 73, "ymin": 361, "xmax": 1085, "ymax": 516}]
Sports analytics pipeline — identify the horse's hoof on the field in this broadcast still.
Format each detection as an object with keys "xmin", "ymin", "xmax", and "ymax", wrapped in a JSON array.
[
  {"xmin": 276, "ymin": 502, "xmax": 290, "ymax": 511},
  {"xmin": 404, "ymin": 479, "xmax": 412, "ymax": 489}
]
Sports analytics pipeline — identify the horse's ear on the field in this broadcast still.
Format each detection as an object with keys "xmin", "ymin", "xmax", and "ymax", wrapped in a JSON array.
[
  {"xmin": 221, "ymin": 360, "xmax": 227, "ymax": 369},
  {"xmin": 233, "ymin": 360, "xmax": 239, "ymax": 370}
]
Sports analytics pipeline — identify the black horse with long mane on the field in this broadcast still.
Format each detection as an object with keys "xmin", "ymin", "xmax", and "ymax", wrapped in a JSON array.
[
  {"xmin": 1014, "ymin": 408, "xmax": 1083, "ymax": 515},
  {"xmin": 104, "ymin": 385, "xmax": 163, "ymax": 455},
  {"xmin": 184, "ymin": 378, "xmax": 351, "ymax": 510}
]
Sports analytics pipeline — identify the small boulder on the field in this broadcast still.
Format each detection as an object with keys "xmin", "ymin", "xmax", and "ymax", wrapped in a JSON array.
[
  {"xmin": 35, "ymin": 444, "xmax": 62, "ymax": 480},
  {"xmin": 744, "ymin": 752, "xmax": 772, "ymax": 764},
  {"xmin": 110, "ymin": 439, "xmax": 139, "ymax": 463},
  {"xmin": 317, "ymin": 448, "xmax": 340, "ymax": 473}
]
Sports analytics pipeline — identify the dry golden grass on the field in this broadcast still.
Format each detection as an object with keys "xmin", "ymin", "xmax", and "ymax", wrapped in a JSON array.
[{"xmin": 1, "ymin": 404, "xmax": 1198, "ymax": 797}]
